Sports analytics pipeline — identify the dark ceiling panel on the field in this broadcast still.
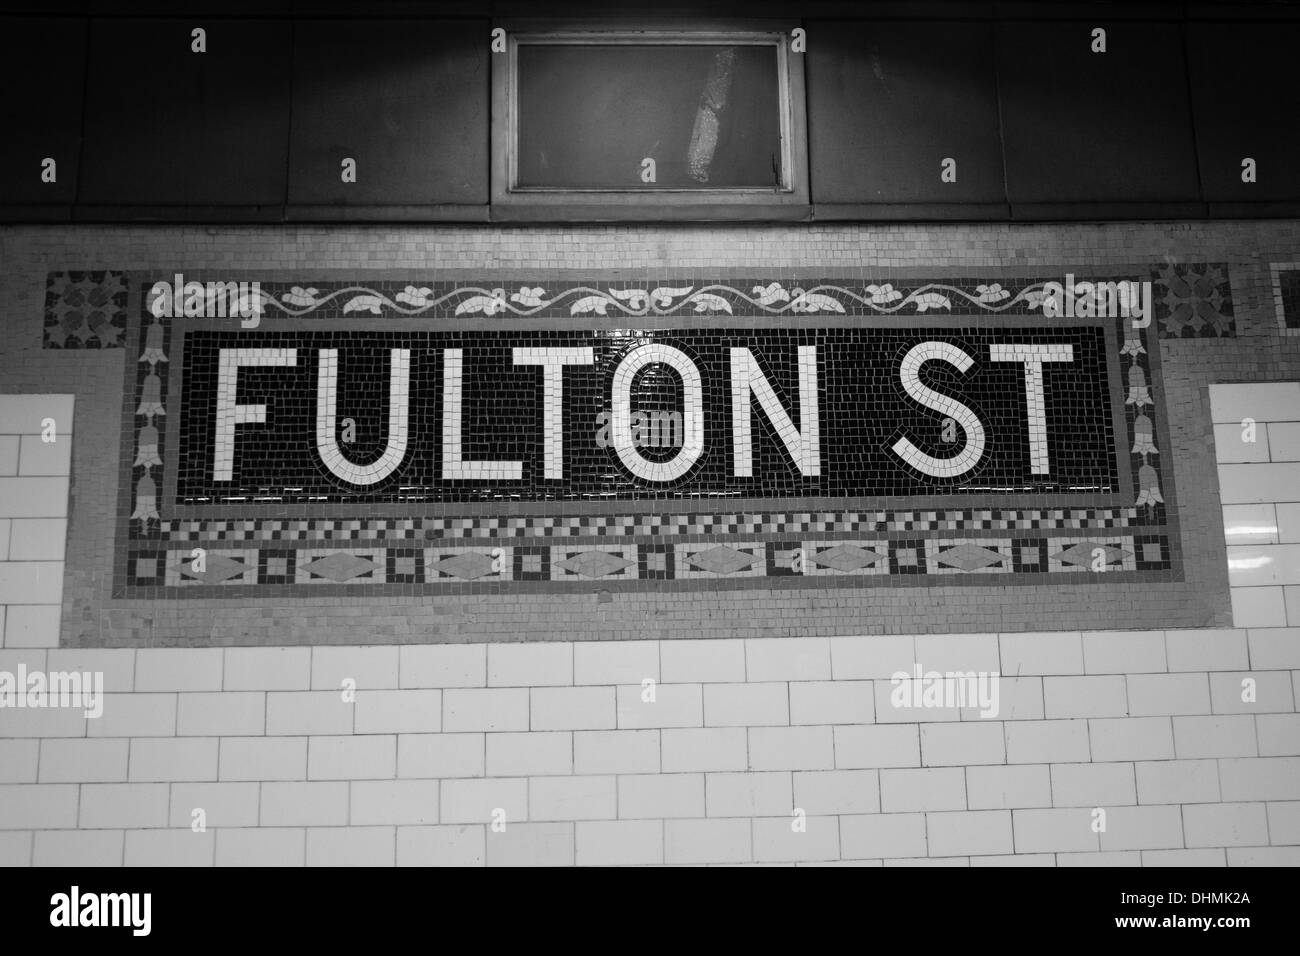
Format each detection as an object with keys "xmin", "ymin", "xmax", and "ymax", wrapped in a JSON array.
[
  {"xmin": 997, "ymin": 20, "xmax": 1200, "ymax": 205},
  {"xmin": 0, "ymin": 18, "xmax": 87, "ymax": 205},
  {"xmin": 806, "ymin": 20, "xmax": 1006, "ymax": 206},
  {"xmin": 78, "ymin": 18, "xmax": 292, "ymax": 207},
  {"xmin": 287, "ymin": 19, "xmax": 488, "ymax": 206},
  {"xmin": 1187, "ymin": 21, "xmax": 1300, "ymax": 203}
]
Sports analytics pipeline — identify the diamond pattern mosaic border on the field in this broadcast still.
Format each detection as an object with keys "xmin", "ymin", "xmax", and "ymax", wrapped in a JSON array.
[{"xmin": 126, "ymin": 534, "xmax": 1170, "ymax": 591}]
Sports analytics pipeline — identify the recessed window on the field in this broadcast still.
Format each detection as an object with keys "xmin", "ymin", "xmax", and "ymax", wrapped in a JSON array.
[{"xmin": 493, "ymin": 25, "xmax": 808, "ymax": 213}]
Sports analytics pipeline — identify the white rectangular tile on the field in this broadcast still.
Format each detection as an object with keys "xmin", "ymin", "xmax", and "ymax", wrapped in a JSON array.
[
  {"xmin": 1208, "ymin": 382, "xmax": 1300, "ymax": 424},
  {"xmin": 1222, "ymin": 504, "xmax": 1279, "ymax": 545}
]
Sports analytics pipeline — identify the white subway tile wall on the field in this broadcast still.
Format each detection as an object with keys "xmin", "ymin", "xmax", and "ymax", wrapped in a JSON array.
[
  {"xmin": 0, "ymin": 626, "xmax": 1297, "ymax": 864},
  {"xmin": 0, "ymin": 395, "xmax": 71, "ymax": 650},
  {"xmin": 1213, "ymin": 383, "xmax": 1300, "ymax": 628}
]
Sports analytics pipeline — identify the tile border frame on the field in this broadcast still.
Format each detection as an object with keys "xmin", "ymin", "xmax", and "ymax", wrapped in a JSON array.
[{"xmin": 108, "ymin": 266, "xmax": 1190, "ymax": 599}]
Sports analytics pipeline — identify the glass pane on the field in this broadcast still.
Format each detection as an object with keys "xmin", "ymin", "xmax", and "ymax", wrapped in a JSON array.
[{"xmin": 516, "ymin": 43, "xmax": 782, "ymax": 189}]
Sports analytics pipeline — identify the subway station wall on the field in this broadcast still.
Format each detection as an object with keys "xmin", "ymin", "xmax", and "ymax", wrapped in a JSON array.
[
  {"xmin": 2, "ymin": 9, "xmax": 1300, "ymax": 221},
  {"xmin": 2, "ymin": 220, "xmax": 1299, "ymax": 647}
]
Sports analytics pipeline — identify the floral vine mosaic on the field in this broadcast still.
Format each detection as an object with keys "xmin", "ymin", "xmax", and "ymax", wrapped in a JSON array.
[{"xmin": 110, "ymin": 267, "xmax": 1230, "ymax": 331}]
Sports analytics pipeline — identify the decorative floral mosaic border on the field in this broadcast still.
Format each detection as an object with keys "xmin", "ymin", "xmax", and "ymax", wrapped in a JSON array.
[
  {"xmin": 44, "ymin": 263, "xmax": 1236, "ymax": 343},
  {"xmin": 121, "ymin": 265, "xmax": 1230, "ymax": 334},
  {"xmin": 105, "ymin": 267, "xmax": 1203, "ymax": 597}
]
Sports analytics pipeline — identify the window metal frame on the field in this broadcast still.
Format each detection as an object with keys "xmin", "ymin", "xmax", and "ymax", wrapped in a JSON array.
[{"xmin": 490, "ymin": 20, "xmax": 810, "ymax": 218}]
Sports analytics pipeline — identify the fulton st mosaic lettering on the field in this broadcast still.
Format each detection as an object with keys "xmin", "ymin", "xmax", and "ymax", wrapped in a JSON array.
[
  {"xmin": 108, "ymin": 270, "xmax": 1198, "ymax": 597},
  {"xmin": 176, "ymin": 327, "xmax": 1115, "ymax": 504}
]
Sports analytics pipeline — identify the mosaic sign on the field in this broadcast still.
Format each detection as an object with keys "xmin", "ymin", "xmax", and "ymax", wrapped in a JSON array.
[{"xmin": 104, "ymin": 269, "xmax": 1214, "ymax": 597}]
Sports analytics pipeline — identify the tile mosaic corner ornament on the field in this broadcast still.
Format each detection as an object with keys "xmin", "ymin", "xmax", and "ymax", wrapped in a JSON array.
[
  {"xmin": 44, "ymin": 271, "xmax": 130, "ymax": 348},
  {"xmin": 1152, "ymin": 262, "xmax": 1234, "ymax": 338},
  {"xmin": 108, "ymin": 267, "xmax": 1205, "ymax": 611}
]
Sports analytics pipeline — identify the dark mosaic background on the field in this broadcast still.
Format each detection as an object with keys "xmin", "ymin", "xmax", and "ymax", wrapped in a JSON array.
[{"xmin": 172, "ymin": 326, "xmax": 1117, "ymax": 503}]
